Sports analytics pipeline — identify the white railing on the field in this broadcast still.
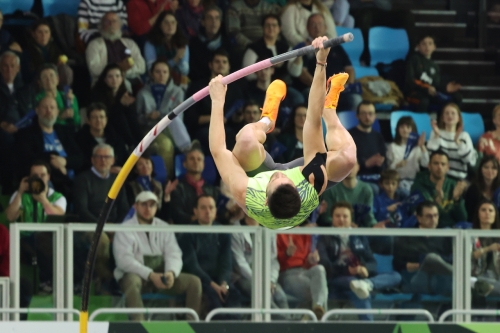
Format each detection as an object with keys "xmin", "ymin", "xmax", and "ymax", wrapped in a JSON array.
[
  {"xmin": 439, "ymin": 309, "xmax": 500, "ymax": 322},
  {"xmin": 0, "ymin": 308, "xmax": 80, "ymax": 318},
  {"xmin": 89, "ymin": 307, "xmax": 199, "ymax": 321},
  {"xmin": 0, "ymin": 277, "xmax": 9, "ymax": 321},
  {"xmin": 8, "ymin": 223, "xmax": 500, "ymax": 323},
  {"xmin": 205, "ymin": 308, "xmax": 318, "ymax": 322},
  {"xmin": 322, "ymin": 309, "xmax": 435, "ymax": 322}
]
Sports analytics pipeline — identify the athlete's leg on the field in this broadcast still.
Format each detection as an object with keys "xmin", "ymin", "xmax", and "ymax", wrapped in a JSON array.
[
  {"xmin": 323, "ymin": 75, "xmax": 357, "ymax": 182},
  {"xmin": 232, "ymin": 80, "xmax": 286, "ymax": 172}
]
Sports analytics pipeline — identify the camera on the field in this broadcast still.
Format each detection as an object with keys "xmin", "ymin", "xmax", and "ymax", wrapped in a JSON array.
[{"xmin": 25, "ymin": 176, "xmax": 46, "ymax": 195}]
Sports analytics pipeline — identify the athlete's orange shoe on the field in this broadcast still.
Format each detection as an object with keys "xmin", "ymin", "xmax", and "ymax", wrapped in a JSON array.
[
  {"xmin": 261, "ymin": 79, "xmax": 287, "ymax": 133},
  {"xmin": 324, "ymin": 72, "xmax": 349, "ymax": 109}
]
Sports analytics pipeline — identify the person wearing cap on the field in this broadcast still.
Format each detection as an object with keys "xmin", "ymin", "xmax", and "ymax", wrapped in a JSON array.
[{"xmin": 113, "ymin": 191, "xmax": 202, "ymax": 321}]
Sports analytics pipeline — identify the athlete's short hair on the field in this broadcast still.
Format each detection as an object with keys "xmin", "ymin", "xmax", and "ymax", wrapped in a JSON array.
[{"xmin": 268, "ymin": 184, "xmax": 301, "ymax": 219}]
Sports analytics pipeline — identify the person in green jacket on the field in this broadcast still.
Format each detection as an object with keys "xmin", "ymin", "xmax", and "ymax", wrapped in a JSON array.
[
  {"xmin": 410, "ymin": 150, "xmax": 468, "ymax": 228},
  {"xmin": 405, "ymin": 35, "xmax": 462, "ymax": 112},
  {"xmin": 35, "ymin": 63, "xmax": 80, "ymax": 129}
]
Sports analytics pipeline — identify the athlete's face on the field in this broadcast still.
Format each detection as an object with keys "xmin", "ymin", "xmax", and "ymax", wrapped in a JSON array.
[{"xmin": 265, "ymin": 172, "xmax": 294, "ymax": 199}]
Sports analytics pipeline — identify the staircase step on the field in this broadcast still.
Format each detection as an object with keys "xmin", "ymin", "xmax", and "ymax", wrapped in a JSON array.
[
  {"xmin": 411, "ymin": 10, "xmax": 457, "ymax": 23},
  {"xmin": 462, "ymin": 99, "xmax": 500, "ymax": 115},
  {"xmin": 460, "ymin": 86, "xmax": 500, "ymax": 99},
  {"xmin": 434, "ymin": 60, "xmax": 496, "ymax": 82},
  {"xmin": 415, "ymin": 22, "xmax": 475, "ymax": 47},
  {"xmin": 486, "ymin": 25, "xmax": 500, "ymax": 47},
  {"xmin": 394, "ymin": 0, "xmax": 448, "ymax": 10},
  {"xmin": 433, "ymin": 48, "xmax": 489, "ymax": 61}
]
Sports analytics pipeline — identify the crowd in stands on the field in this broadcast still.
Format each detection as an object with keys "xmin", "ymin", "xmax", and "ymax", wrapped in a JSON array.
[{"xmin": 1, "ymin": 0, "xmax": 500, "ymax": 323}]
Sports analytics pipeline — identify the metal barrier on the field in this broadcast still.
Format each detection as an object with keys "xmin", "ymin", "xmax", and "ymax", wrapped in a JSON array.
[
  {"xmin": 205, "ymin": 308, "xmax": 318, "ymax": 322},
  {"xmin": 9, "ymin": 224, "xmax": 65, "ymax": 321},
  {"xmin": 89, "ymin": 307, "xmax": 199, "ymax": 321},
  {"xmin": 8, "ymin": 223, "xmax": 500, "ymax": 323},
  {"xmin": 439, "ymin": 309, "xmax": 500, "ymax": 323},
  {"xmin": 0, "ymin": 277, "xmax": 9, "ymax": 321},
  {"xmin": 321, "ymin": 309, "xmax": 435, "ymax": 322},
  {"xmin": 0, "ymin": 308, "xmax": 80, "ymax": 318}
]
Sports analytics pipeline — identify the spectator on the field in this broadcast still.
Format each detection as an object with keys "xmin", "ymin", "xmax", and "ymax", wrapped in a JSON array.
[
  {"xmin": 90, "ymin": 64, "xmax": 143, "ymax": 147},
  {"xmin": 113, "ymin": 191, "xmax": 202, "ymax": 321},
  {"xmin": 227, "ymin": 100, "xmax": 260, "ymax": 133},
  {"xmin": 242, "ymin": 14, "xmax": 302, "ymax": 84},
  {"xmin": 471, "ymin": 200, "xmax": 500, "ymax": 297},
  {"xmin": 0, "ymin": 51, "xmax": 35, "ymax": 138},
  {"xmin": 176, "ymin": 0, "xmax": 204, "ymax": 39},
  {"xmin": 78, "ymin": 0, "xmax": 128, "ymax": 43},
  {"xmin": 406, "ymin": 35, "xmax": 462, "ymax": 112},
  {"xmin": 277, "ymin": 104, "xmax": 307, "ymax": 163},
  {"xmin": 232, "ymin": 215, "xmax": 289, "ymax": 311},
  {"xmin": 13, "ymin": 96, "xmax": 84, "ymax": 199},
  {"xmin": 277, "ymin": 229, "xmax": 328, "ymax": 319},
  {"xmin": 127, "ymin": 0, "xmax": 179, "ymax": 39},
  {"xmin": 188, "ymin": 5, "xmax": 231, "ymax": 81},
  {"xmin": 317, "ymin": 161, "xmax": 377, "ymax": 227},
  {"xmin": 86, "ymin": 12, "xmax": 146, "ymax": 85},
  {"xmin": 349, "ymin": 0, "xmax": 415, "ymax": 64},
  {"xmin": 136, "ymin": 59, "xmax": 191, "ymax": 176},
  {"xmin": 145, "ymin": 11, "xmax": 190, "ymax": 89},
  {"xmin": 464, "ymin": 156, "xmax": 500, "ymax": 220},
  {"xmin": 323, "ymin": 0, "xmax": 353, "ymax": 28},
  {"xmin": 292, "ymin": 13, "xmax": 360, "ymax": 110},
  {"xmin": 281, "ymin": 0, "xmax": 336, "ymax": 47},
  {"xmin": 35, "ymin": 64, "xmax": 80, "ymax": 130},
  {"xmin": 386, "ymin": 116, "xmax": 429, "ymax": 195},
  {"xmin": 23, "ymin": 19, "xmax": 73, "ymax": 87},
  {"xmin": 178, "ymin": 195, "xmax": 241, "ymax": 318},
  {"xmin": 348, "ymin": 101, "xmax": 386, "ymax": 177},
  {"xmin": 0, "ymin": 10, "xmax": 22, "ymax": 53},
  {"xmin": 184, "ymin": 49, "xmax": 244, "ymax": 152},
  {"xmin": 479, "ymin": 104, "xmax": 500, "ymax": 162},
  {"xmin": 226, "ymin": 0, "xmax": 280, "ymax": 55},
  {"xmin": 394, "ymin": 201, "xmax": 453, "ymax": 296},
  {"xmin": 5, "ymin": 160, "xmax": 66, "ymax": 292},
  {"xmin": 126, "ymin": 154, "xmax": 179, "ymax": 210},
  {"xmin": 427, "ymin": 103, "xmax": 477, "ymax": 180},
  {"xmin": 318, "ymin": 201, "xmax": 401, "ymax": 321},
  {"xmin": 373, "ymin": 169, "xmax": 408, "ymax": 226},
  {"xmin": 168, "ymin": 145, "xmax": 219, "ymax": 224},
  {"xmin": 73, "ymin": 143, "xmax": 129, "ymax": 223},
  {"xmin": 411, "ymin": 150, "xmax": 468, "ymax": 228},
  {"xmin": 75, "ymin": 102, "xmax": 128, "ymax": 172}
]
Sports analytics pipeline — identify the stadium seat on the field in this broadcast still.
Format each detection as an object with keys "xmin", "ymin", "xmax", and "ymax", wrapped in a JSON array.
[
  {"xmin": 368, "ymin": 27, "xmax": 409, "ymax": 66},
  {"xmin": 461, "ymin": 112, "xmax": 485, "ymax": 146},
  {"xmin": 150, "ymin": 154, "xmax": 168, "ymax": 185},
  {"xmin": 338, "ymin": 111, "xmax": 381, "ymax": 132},
  {"xmin": 174, "ymin": 155, "xmax": 217, "ymax": 185},
  {"xmin": 353, "ymin": 65, "xmax": 379, "ymax": 79},
  {"xmin": 336, "ymin": 27, "xmax": 364, "ymax": 66},
  {"xmin": 390, "ymin": 111, "xmax": 433, "ymax": 140},
  {"xmin": 42, "ymin": 0, "xmax": 80, "ymax": 16},
  {"xmin": 0, "ymin": 0, "xmax": 34, "ymax": 14}
]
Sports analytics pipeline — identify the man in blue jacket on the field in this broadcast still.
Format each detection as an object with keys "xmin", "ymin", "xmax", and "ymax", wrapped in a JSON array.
[{"xmin": 318, "ymin": 201, "xmax": 401, "ymax": 321}]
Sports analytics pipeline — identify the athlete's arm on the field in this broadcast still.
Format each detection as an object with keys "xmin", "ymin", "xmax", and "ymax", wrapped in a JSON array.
[{"xmin": 208, "ymin": 75, "xmax": 248, "ymax": 208}]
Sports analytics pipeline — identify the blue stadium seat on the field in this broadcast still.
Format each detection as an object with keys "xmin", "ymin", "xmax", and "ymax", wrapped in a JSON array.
[
  {"xmin": 0, "ymin": 0, "xmax": 34, "ymax": 14},
  {"xmin": 373, "ymin": 254, "xmax": 395, "ymax": 274},
  {"xmin": 338, "ymin": 111, "xmax": 381, "ymax": 132},
  {"xmin": 150, "ymin": 155, "xmax": 168, "ymax": 185},
  {"xmin": 336, "ymin": 27, "xmax": 364, "ymax": 66},
  {"xmin": 368, "ymin": 27, "xmax": 409, "ymax": 66},
  {"xmin": 353, "ymin": 65, "xmax": 379, "ymax": 79},
  {"xmin": 42, "ymin": 0, "xmax": 80, "ymax": 16},
  {"xmin": 390, "ymin": 111, "xmax": 433, "ymax": 140},
  {"xmin": 174, "ymin": 154, "xmax": 217, "ymax": 185},
  {"xmin": 461, "ymin": 112, "xmax": 485, "ymax": 146}
]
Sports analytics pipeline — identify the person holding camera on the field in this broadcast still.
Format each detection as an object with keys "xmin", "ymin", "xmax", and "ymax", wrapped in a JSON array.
[
  {"xmin": 4, "ymin": 160, "xmax": 66, "ymax": 293},
  {"xmin": 113, "ymin": 191, "xmax": 202, "ymax": 321}
]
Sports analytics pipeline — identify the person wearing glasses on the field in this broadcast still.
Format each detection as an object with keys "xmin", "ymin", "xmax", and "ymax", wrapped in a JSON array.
[{"xmin": 72, "ymin": 143, "xmax": 129, "ymax": 294}]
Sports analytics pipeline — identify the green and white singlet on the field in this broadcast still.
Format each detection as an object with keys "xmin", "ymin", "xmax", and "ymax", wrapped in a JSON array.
[{"xmin": 245, "ymin": 167, "xmax": 319, "ymax": 229}]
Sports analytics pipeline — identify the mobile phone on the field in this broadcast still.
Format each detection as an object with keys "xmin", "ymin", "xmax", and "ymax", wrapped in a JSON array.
[{"xmin": 161, "ymin": 275, "xmax": 170, "ymax": 285}]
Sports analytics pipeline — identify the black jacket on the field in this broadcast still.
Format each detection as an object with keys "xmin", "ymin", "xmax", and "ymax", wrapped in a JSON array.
[
  {"xmin": 75, "ymin": 124, "xmax": 128, "ymax": 170},
  {"xmin": 0, "ymin": 75, "xmax": 35, "ymax": 124},
  {"xmin": 318, "ymin": 234, "xmax": 378, "ymax": 279}
]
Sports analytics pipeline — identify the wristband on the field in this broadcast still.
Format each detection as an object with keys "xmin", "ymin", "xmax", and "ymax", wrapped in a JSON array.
[{"xmin": 317, "ymin": 61, "xmax": 327, "ymax": 67}]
